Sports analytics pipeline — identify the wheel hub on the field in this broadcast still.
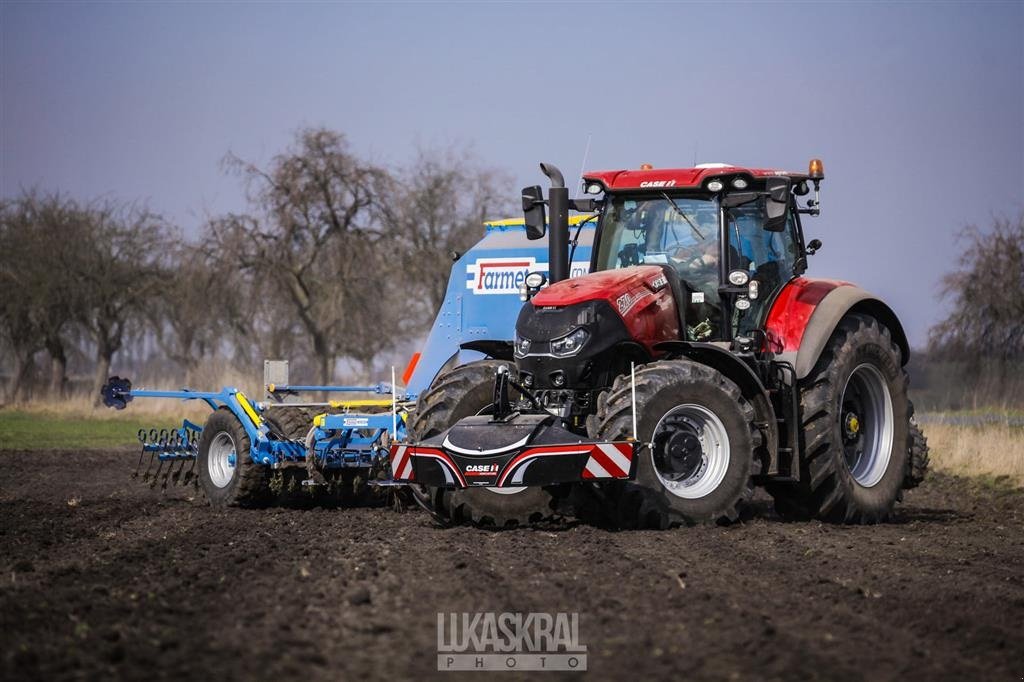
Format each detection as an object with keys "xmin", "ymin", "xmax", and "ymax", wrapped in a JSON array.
[
  {"xmin": 660, "ymin": 430, "xmax": 704, "ymax": 481},
  {"xmin": 839, "ymin": 364, "xmax": 894, "ymax": 487},
  {"xmin": 651, "ymin": 404, "xmax": 731, "ymax": 500},
  {"xmin": 843, "ymin": 412, "xmax": 861, "ymax": 439}
]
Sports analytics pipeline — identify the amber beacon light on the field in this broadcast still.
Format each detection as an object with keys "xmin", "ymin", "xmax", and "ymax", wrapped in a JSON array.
[{"xmin": 808, "ymin": 158, "xmax": 825, "ymax": 180}]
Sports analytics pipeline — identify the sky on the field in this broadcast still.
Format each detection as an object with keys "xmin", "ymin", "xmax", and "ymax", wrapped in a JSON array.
[{"xmin": 2, "ymin": 1, "xmax": 1022, "ymax": 347}]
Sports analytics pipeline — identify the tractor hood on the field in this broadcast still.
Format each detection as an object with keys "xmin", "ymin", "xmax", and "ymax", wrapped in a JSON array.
[
  {"xmin": 514, "ymin": 265, "xmax": 681, "ymax": 390},
  {"xmin": 531, "ymin": 265, "xmax": 668, "ymax": 313}
]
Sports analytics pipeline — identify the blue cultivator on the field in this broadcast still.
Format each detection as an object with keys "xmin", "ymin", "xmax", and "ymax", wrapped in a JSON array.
[{"xmin": 101, "ymin": 372, "xmax": 409, "ymax": 504}]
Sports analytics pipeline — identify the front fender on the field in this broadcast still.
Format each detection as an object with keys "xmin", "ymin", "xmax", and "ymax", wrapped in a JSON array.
[{"xmin": 765, "ymin": 278, "xmax": 910, "ymax": 379}]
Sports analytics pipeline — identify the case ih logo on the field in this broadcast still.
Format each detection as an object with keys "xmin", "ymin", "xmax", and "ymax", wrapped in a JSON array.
[
  {"xmin": 467, "ymin": 258, "xmax": 590, "ymax": 295},
  {"xmin": 464, "ymin": 464, "xmax": 499, "ymax": 476}
]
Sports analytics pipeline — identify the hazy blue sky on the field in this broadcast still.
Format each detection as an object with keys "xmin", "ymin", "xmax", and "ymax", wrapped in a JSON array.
[{"xmin": 2, "ymin": 1, "xmax": 1022, "ymax": 346}]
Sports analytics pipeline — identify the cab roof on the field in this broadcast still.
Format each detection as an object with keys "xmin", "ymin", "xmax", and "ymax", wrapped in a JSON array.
[{"xmin": 582, "ymin": 163, "xmax": 811, "ymax": 192}]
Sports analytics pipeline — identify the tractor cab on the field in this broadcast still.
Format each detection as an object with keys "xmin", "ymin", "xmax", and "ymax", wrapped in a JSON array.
[
  {"xmin": 592, "ymin": 186, "xmax": 803, "ymax": 342},
  {"xmin": 580, "ymin": 163, "xmax": 818, "ymax": 346}
]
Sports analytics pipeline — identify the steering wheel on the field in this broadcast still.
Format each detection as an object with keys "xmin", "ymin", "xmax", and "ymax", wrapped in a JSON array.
[
  {"xmin": 618, "ymin": 243, "xmax": 642, "ymax": 267},
  {"xmin": 670, "ymin": 244, "xmax": 712, "ymax": 273}
]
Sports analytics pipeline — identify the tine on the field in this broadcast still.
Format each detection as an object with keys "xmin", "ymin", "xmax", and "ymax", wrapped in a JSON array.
[
  {"xmin": 131, "ymin": 446, "xmax": 146, "ymax": 479},
  {"xmin": 149, "ymin": 461, "xmax": 163, "ymax": 488}
]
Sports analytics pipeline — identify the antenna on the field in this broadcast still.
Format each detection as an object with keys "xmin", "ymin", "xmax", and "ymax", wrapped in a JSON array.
[{"xmin": 574, "ymin": 133, "xmax": 593, "ymax": 199}]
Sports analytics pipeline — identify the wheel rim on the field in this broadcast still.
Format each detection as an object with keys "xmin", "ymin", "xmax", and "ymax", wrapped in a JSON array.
[
  {"xmin": 839, "ymin": 363, "xmax": 894, "ymax": 487},
  {"xmin": 208, "ymin": 432, "xmax": 237, "ymax": 488},
  {"xmin": 651, "ymin": 404, "xmax": 731, "ymax": 499}
]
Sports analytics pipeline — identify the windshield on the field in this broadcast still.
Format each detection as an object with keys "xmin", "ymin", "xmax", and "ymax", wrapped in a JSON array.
[
  {"xmin": 596, "ymin": 195, "xmax": 719, "ymax": 272},
  {"xmin": 595, "ymin": 193, "xmax": 799, "ymax": 340},
  {"xmin": 596, "ymin": 195, "xmax": 722, "ymax": 338}
]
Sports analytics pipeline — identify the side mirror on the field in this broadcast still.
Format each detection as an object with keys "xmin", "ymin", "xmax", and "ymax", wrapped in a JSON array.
[
  {"xmin": 764, "ymin": 177, "xmax": 790, "ymax": 232},
  {"xmin": 521, "ymin": 185, "xmax": 546, "ymax": 240}
]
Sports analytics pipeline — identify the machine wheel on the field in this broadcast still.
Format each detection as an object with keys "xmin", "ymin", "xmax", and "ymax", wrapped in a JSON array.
[
  {"xmin": 408, "ymin": 359, "xmax": 559, "ymax": 528},
  {"xmin": 590, "ymin": 360, "xmax": 762, "ymax": 527},
  {"xmin": 767, "ymin": 315, "xmax": 909, "ymax": 523},
  {"xmin": 197, "ymin": 408, "xmax": 271, "ymax": 507},
  {"xmin": 904, "ymin": 402, "xmax": 929, "ymax": 489},
  {"xmin": 263, "ymin": 406, "xmax": 317, "ymax": 440}
]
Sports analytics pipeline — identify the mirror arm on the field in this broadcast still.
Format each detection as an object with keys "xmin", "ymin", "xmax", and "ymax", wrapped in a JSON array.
[{"xmin": 570, "ymin": 198, "xmax": 599, "ymax": 212}]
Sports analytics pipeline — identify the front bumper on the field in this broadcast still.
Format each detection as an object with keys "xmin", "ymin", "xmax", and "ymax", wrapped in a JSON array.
[{"xmin": 388, "ymin": 413, "xmax": 638, "ymax": 489}]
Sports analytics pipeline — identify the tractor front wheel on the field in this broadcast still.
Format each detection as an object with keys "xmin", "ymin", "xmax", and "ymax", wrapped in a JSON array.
[
  {"xmin": 197, "ymin": 408, "xmax": 271, "ymax": 507},
  {"xmin": 590, "ymin": 360, "xmax": 762, "ymax": 527}
]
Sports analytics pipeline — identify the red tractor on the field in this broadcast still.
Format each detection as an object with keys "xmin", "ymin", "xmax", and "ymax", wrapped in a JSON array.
[{"xmin": 391, "ymin": 160, "xmax": 929, "ymax": 527}]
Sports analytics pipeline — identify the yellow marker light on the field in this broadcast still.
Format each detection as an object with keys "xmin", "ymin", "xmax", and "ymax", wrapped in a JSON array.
[
  {"xmin": 808, "ymin": 158, "xmax": 825, "ymax": 180},
  {"xmin": 640, "ymin": 163, "xmax": 654, "ymax": 170}
]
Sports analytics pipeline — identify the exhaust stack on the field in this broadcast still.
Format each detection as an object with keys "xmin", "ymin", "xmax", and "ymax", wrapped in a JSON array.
[{"xmin": 540, "ymin": 162, "xmax": 570, "ymax": 284}]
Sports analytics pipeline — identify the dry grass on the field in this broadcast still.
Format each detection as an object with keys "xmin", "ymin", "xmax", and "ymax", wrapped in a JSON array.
[{"xmin": 922, "ymin": 422, "xmax": 1024, "ymax": 487}]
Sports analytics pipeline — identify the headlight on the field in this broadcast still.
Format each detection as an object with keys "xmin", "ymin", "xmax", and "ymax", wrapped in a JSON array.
[
  {"xmin": 525, "ymin": 272, "xmax": 546, "ymax": 289},
  {"xmin": 550, "ymin": 328, "xmax": 589, "ymax": 357},
  {"xmin": 728, "ymin": 270, "xmax": 749, "ymax": 286},
  {"xmin": 514, "ymin": 335, "xmax": 532, "ymax": 357}
]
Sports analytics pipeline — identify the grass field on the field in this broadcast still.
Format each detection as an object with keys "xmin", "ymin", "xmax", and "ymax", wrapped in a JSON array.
[
  {"xmin": 0, "ymin": 409, "xmax": 180, "ymax": 450},
  {"xmin": 1, "ymin": 406, "xmax": 1021, "ymax": 487},
  {"xmin": 921, "ymin": 420, "xmax": 1024, "ymax": 486}
]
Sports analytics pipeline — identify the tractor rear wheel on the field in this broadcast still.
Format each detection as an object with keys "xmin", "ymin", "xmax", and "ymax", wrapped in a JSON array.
[
  {"xmin": 590, "ymin": 360, "xmax": 761, "ymax": 527},
  {"xmin": 767, "ymin": 314, "xmax": 909, "ymax": 523},
  {"xmin": 408, "ymin": 359, "xmax": 559, "ymax": 527},
  {"xmin": 904, "ymin": 403, "xmax": 929, "ymax": 489},
  {"xmin": 197, "ymin": 408, "xmax": 271, "ymax": 507}
]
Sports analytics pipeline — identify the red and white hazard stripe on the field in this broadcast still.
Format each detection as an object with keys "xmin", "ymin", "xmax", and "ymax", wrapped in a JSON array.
[
  {"xmin": 389, "ymin": 444, "xmax": 467, "ymax": 486},
  {"xmin": 581, "ymin": 442, "xmax": 633, "ymax": 479},
  {"xmin": 390, "ymin": 445, "xmax": 415, "ymax": 481}
]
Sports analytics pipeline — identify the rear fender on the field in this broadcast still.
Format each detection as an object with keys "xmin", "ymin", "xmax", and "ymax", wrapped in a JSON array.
[{"xmin": 765, "ymin": 279, "xmax": 910, "ymax": 379}]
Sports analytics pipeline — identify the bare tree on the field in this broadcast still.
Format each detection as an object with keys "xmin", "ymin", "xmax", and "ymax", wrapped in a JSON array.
[
  {"xmin": 73, "ymin": 200, "xmax": 172, "ymax": 404},
  {"xmin": 149, "ymin": 240, "xmax": 236, "ymax": 387},
  {"xmin": 387, "ymin": 146, "xmax": 513, "ymax": 316},
  {"xmin": 0, "ymin": 191, "xmax": 89, "ymax": 400},
  {"xmin": 929, "ymin": 212, "xmax": 1024, "ymax": 363},
  {"xmin": 210, "ymin": 128, "xmax": 391, "ymax": 384}
]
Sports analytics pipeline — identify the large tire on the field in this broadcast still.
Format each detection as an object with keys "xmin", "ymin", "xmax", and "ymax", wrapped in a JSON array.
[
  {"xmin": 262, "ymin": 406, "xmax": 317, "ymax": 440},
  {"xmin": 590, "ymin": 360, "xmax": 762, "ymax": 527},
  {"xmin": 904, "ymin": 403, "xmax": 929, "ymax": 489},
  {"xmin": 408, "ymin": 360, "xmax": 559, "ymax": 527},
  {"xmin": 197, "ymin": 408, "xmax": 271, "ymax": 507},
  {"xmin": 767, "ymin": 315, "xmax": 909, "ymax": 523}
]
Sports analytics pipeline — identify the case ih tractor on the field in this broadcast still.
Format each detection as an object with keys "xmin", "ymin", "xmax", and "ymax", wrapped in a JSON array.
[{"xmin": 393, "ymin": 160, "xmax": 929, "ymax": 527}]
